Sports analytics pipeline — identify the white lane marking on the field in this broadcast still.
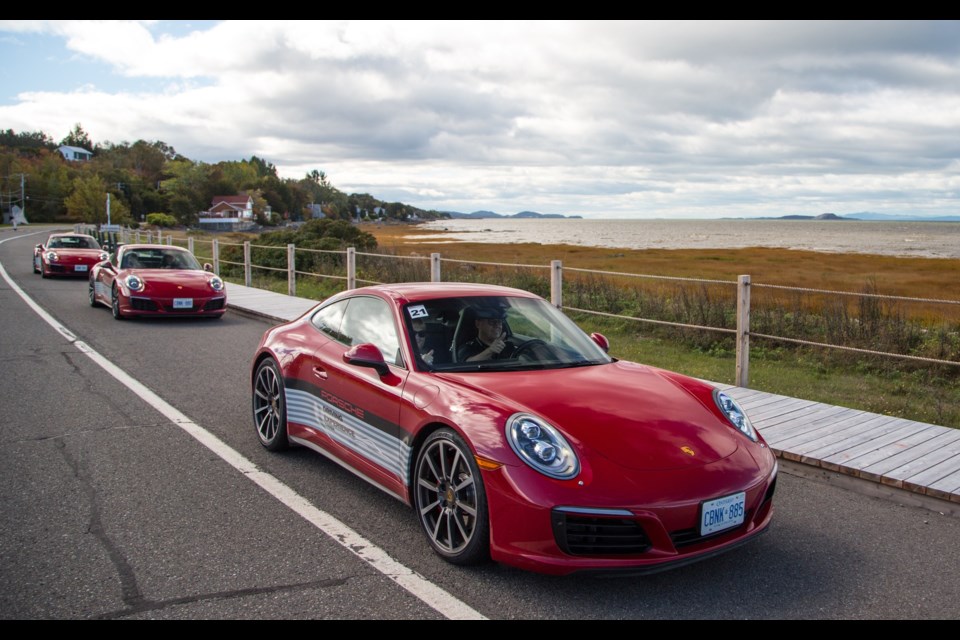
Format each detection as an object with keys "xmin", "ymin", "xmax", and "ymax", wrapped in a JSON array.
[{"xmin": 0, "ymin": 259, "xmax": 486, "ymax": 621}]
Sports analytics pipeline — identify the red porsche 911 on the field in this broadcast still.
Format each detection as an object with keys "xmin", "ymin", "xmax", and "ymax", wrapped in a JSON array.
[
  {"xmin": 89, "ymin": 243, "xmax": 227, "ymax": 320},
  {"xmin": 250, "ymin": 282, "xmax": 777, "ymax": 576},
  {"xmin": 34, "ymin": 233, "xmax": 109, "ymax": 278}
]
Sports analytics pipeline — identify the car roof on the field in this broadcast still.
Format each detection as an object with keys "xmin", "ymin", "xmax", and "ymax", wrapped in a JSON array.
[
  {"xmin": 343, "ymin": 282, "xmax": 543, "ymax": 305},
  {"xmin": 120, "ymin": 244, "xmax": 189, "ymax": 251}
]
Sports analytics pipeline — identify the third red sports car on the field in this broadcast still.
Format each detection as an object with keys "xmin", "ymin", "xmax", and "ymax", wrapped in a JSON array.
[{"xmin": 89, "ymin": 243, "xmax": 227, "ymax": 320}]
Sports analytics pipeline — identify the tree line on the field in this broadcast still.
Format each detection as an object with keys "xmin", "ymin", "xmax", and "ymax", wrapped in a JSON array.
[{"xmin": 0, "ymin": 124, "xmax": 451, "ymax": 227}]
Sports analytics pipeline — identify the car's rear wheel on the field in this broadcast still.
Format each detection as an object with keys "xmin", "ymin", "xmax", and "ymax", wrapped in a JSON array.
[
  {"xmin": 252, "ymin": 358, "xmax": 289, "ymax": 451},
  {"xmin": 414, "ymin": 428, "xmax": 490, "ymax": 566},
  {"xmin": 111, "ymin": 284, "xmax": 125, "ymax": 320}
]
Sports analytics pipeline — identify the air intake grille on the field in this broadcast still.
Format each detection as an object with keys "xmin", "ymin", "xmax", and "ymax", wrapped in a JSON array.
[{"xmin": 552, "ymin": 511, "xmax": 651, "ymax": 556}]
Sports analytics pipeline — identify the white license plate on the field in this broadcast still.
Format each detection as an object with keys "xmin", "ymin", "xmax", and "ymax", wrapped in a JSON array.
[
  {"xmin": 74, "ymin": 265, "xmax": 88, "ymax": 272},
  {"xmin": 700, "ymin": 491, "xmax": 746, "ymax": 535},
  {"xmin": 173, "ymin": 298, "xmax": 193, "ymax": 309}
]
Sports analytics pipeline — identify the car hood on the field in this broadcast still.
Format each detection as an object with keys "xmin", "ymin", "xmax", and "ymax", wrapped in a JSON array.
[
  {"xmin": 127, "ymin": 270, "xmax": 222, "ymax": 294},
  {"xmin": 437, "ymin": 361, "xmax": 740, "ymax": 470},
  {"xmin": 48, "ymin": 248, "xmax": 104, "ymax": 257}
]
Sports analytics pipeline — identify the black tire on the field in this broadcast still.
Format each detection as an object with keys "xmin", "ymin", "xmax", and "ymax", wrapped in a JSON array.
[
  {"xmin": 252, "ymin": 358, "xmax": 289, "ymax": 451},
  {"xmin": 413, "ymin": 428, "xmax": 490, "ymax": 566},
  {"xmin": 88, "ymin": 279, "xmax": 98, "ymax": 307},
  {"xmin": 32, "ymin": 256, "xmax": 40, "ymax": 274},
  {"xmin": 111, "ymin": 284, "xmax": 126, "ymax": 320}
]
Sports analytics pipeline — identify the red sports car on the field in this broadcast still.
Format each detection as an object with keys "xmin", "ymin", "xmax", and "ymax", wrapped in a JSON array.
[
  {"xmin": 250, "ymin": 282, "xmax": 777, "ymax": 576},
  {"xmin": 89, "ymin": 243, "xmax": 227, "ymax": 320},
  {"xmin": 34, "ymin": 233, "xmax": 108, "ymax": 278}
]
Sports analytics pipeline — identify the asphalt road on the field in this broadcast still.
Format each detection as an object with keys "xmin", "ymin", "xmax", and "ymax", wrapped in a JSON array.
[{"xmin": 2, "ymin": 227, "xmax": 959, "ymax": 620}]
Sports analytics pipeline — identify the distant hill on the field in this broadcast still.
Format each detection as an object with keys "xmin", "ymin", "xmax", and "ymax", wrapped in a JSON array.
[
  {"xmin": 842, "ymin": 212, "xmax": 960, "ymax": 222},
  {"xmin": 443, "ymin": 210, "xmax": 582, "ymax": 219},
  {"xmin": 776, "ymin": 213, "xmax": 847, "ymax": 221}
]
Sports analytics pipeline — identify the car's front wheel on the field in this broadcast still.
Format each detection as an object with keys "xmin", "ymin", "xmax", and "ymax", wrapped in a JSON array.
[
  {"xmin": 252, "ymin": 358, "xmax": 289, "ymax": 451},
  {"xmin": 111, "ymin": 284, "xmax": 125, "ymax": 320},
  {"xmin": 88, "ymin": 279, "xmax": 98, "ymax": 307},
  {"xmin": 413, "ymin": 428, "xmax": 490, "ymax": 566},
  {"xmin": 32, "ymin": 256, "xmax": 40, "ymax": 274}
]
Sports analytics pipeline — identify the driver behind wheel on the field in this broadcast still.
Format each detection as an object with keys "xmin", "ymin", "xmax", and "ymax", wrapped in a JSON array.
[{"xmin": 458, "ymin": 306, "xmax": 514, "ymax": 362}]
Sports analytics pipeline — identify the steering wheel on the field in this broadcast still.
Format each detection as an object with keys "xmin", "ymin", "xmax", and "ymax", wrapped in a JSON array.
[{"xmin": 512, "ymin": 338, "xmax": 549, "ymax": 360}]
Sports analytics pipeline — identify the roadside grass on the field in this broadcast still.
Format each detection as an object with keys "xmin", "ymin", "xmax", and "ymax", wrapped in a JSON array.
[{"xmin": 572, "ymin": 313, "xmax": 960, "ymax": 429}]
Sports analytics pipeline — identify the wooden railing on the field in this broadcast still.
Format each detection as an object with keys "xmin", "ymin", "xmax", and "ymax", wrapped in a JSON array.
[{"xmin": 82, "ymin": 225, "xmax": 960, "ymax": 388}]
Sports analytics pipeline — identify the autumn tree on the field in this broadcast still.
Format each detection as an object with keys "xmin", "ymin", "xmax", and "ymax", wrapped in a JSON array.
[
  {"xmin": 62, "ymin": 175, "xmax": 131, "ymax": 225},
  {"xmin": 61, "ymin": 123, "xmax": 94, "ymax": 151}
]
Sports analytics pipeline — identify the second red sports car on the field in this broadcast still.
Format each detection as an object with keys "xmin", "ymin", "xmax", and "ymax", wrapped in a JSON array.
[{"xmin": 89, "ymin": 243, "xmax": 227, "ymax": 320}]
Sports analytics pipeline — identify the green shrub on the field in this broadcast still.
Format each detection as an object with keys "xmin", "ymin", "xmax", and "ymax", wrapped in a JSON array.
[{"xmin": 146, "ymin": 212, "xmax": 177, "ymax": 227}]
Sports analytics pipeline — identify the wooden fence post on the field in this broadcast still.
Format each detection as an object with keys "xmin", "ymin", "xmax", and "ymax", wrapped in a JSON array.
[
  {"xmin": 551, "ymin": 260, "xmax": 563, "ymax": 307},
  {"xmin": 347, "ymin": 247, "xmax": 356, "ymax": 290},
  {"xmin": 736, "ymin": 274, "xmax": 751, "ymax": 388},
  {"xmin": 244, "ymin": 241, "xmax": 252, "ymax": 287},
  {"xmin": 287, "ymin": 244, "xmax": 296, "ymax": 297},
  {"xmin": 187, "ymin": 237, "xmax": 194, "ymax": 255},
  {"xmin": 212, "ymin": 239, "xmax": 220, "ymax": 275},
  {"xmin": 431, "ymin": 253, "xmax": 441, "ymax": 282}
]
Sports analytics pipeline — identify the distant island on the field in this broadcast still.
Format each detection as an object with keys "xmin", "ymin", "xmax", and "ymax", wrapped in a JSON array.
[
  {"xmin": 441, "ymin": 210, "xmax": 582, "ymax": 219},
  {"xmin": 742, "ymin": 212, "xmax": 960, "ymax": 222}
]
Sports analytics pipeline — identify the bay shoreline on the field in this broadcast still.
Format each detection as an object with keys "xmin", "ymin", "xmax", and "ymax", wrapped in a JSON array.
[{"xmin": 361, "ymin": 222, "xmax": 959, "ymax": 301}]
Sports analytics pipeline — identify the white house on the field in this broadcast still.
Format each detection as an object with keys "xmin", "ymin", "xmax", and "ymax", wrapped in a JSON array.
[
  {"xmin": 198, "ymin": 195, "xmax": 255, "ymax": 231},
  {"xmin": 57, "ymin": 145, "xmax": 94, "ymax": 161}
]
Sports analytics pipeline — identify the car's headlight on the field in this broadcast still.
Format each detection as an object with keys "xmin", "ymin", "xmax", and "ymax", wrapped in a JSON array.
[
  {"xmin": 98, "ymin": 252, "xmax": 109, "ymax": 261},
  {"xmin": 125, "ymin": 274, "xmax": 144, "ymax": 292},
  {"xmin": 209, "ymin": 276, "xmax": 224, "ymax": 292},
  {"xmin": 45, "ymin": 251, "xmax": 58, "ymax": 262},
  {"xmin": 506, "ymin": 413, "xmax": 580, "ymax": 479},
  {"xmin": 714, "ymin": 390, "xmax": 758, "ymax": 442}
]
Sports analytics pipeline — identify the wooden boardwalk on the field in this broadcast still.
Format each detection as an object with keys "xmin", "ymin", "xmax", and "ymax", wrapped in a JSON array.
[
  {"xmin": 225, "ymin": 283, "xmax": 960, "ymax": 514},
  {"xmin": 719, "ymin": 384, "xmax": 960, "ymax": 510}
]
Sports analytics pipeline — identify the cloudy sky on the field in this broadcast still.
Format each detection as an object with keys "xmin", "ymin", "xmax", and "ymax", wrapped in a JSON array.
[{"xmin": 1, "ymin": 20, "xmax": 959, "ymax": 219}]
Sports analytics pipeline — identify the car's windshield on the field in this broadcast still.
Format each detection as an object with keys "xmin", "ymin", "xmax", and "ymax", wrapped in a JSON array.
[
  {"xmin": 403, "ymin": 295, "xmax": 613, "ymax": 372},
  {"xmin": 120, "ymin": 248, "xmax": 201, "ymax": 270},
  {"xmin": 47, "ymin": 236, "xmax": 99, "ymax": 250}
]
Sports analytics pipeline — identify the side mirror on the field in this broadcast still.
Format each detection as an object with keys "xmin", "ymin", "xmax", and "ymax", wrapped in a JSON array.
[
  {"xmin": 35, "ymin": 243, "xmax": 44, "ymax": 251},
  {"xmin": 343, "ymin": 343, "xmax": 389, "ymax": 376},
  {"xmin": 590, "ymin": 332, "xmax": 610, "ymax": 353},
  {"xmin": 203, "ymin": 263, "xmax": 214, "ymax": 272}
]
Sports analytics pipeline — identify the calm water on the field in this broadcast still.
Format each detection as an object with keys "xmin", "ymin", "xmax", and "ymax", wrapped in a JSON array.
[{"xmin": 412, "ymin": 218, "xmax": 960, "ymax": 259}]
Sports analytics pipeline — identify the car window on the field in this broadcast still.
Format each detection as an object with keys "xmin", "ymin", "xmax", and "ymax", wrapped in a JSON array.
[
  {"xmin": 339, "ymin": 296, "xmax": 401, "ymax": 366},
  {"xmin": 311, "ymin": 299, "xmax": 350, "ymax": 343}
]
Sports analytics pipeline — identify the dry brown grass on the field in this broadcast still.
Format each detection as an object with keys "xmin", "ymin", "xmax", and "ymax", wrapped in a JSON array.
[{"xmin": 363, "ymin": 222, "xmax": 959, "ymax": 300}]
